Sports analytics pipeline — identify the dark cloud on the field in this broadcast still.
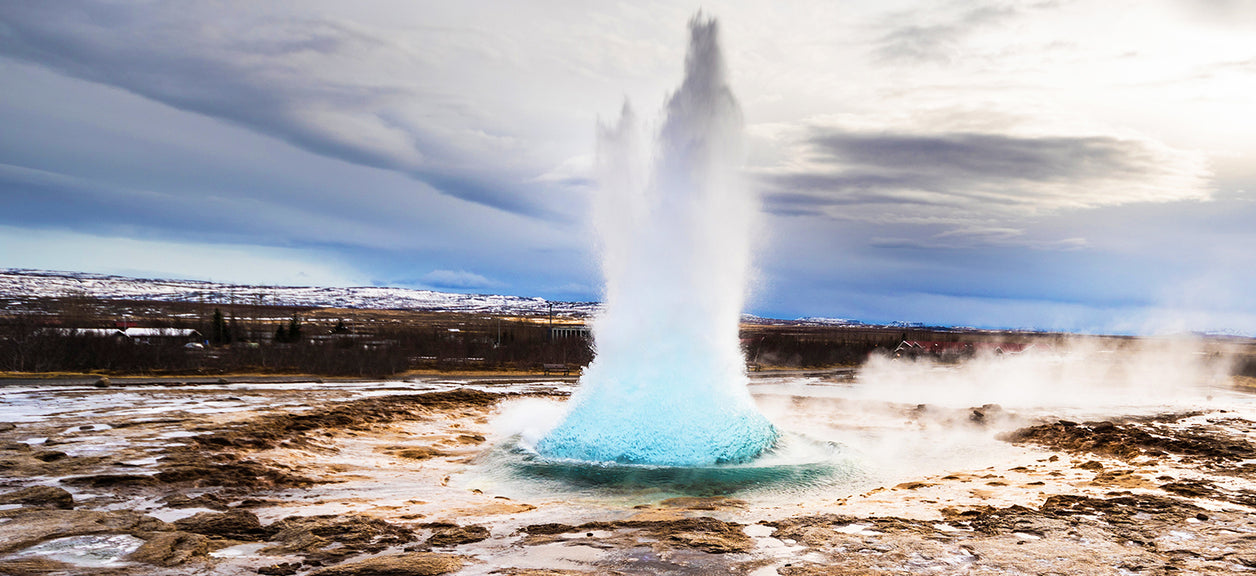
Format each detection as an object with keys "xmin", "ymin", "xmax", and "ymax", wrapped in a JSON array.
[
  {"xmin": 760, "ymin": 127, "xmax": 1209, "ymax": 222},
  {"xmin": 0, "ymin": 2, "xmax": 562, "ymax": 219},
  {"xmin": 814, "ymin": 131, "xmax": 1150, "ymax": 184}
]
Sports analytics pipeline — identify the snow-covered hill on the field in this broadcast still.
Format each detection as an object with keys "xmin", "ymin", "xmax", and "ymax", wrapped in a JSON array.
[
  {"xmin": 0, "ymin": 269, "xmax": 934, "ymax": 328},
  {"xmin": 0, "ymin": 269, "xmax": 598, "ymax": 316}
]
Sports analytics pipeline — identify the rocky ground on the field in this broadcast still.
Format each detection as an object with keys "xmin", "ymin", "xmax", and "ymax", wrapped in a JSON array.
[{"xmin": 1, "ymin": 378, "xmax": 1255, "ymax": 575}]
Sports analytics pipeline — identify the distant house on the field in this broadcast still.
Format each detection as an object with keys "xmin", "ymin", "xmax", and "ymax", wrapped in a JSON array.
[
  {"xmin": 120, "ymin": 327, "xmax": 202, "ymax": 345},
  {"xmin": 45, "ymin": 327, "xmax": 201, "ymax": 345},
  {"xmin": 550, "ymin": 325, "xmax": 590, "ymax": 339},
  {"xmin": 49, "ymin": 328, "xmax": 127, "ymax": 339}
]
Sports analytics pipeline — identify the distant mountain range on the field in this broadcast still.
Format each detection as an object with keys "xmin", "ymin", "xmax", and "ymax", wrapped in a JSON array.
[{"xmin": 0, "ymin": 269, "xmax": 928, "ymax": 327}]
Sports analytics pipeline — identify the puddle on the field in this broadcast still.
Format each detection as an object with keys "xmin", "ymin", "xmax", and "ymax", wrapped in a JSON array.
[
  {"xmin": 11, "ymin": 534, "xmax": 145, "ymax": 567},
  {"xmin": 494, "ymin": 542, "xmax": 606, "ymax": 571},
  {"xmin": 148, "ymin": 506, "xmax": 222, "ymax": 523},
  {"xmin": 209, "ymin": 542, "xmax": 269, "ymax": 558},
  {"xmin": 834, "ymin": 523, "xmax": 883, "ymax": 536}
]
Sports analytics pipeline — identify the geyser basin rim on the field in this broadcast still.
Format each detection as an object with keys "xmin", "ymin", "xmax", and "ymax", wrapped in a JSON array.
[{"xmin": 486, "ymin": 431, "xmax": 859, "ymax": 495}]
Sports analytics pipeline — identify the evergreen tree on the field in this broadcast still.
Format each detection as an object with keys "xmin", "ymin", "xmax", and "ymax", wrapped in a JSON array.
[
  {"xmin": 288, "ymin": 315, "xmax": 302, "ymax": 343},
  {"xmin": 275, "ymin": 323, "xmax": 288, "ymax": 344},
  {"xmin": 210, "ymin": 308, "xmax": 231, "ymax": 345}
]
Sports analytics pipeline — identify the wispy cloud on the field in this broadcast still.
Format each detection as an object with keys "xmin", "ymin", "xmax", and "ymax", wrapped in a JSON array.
[
  {"xmin": 873, "ymin": 3, "xmax": 1021, "ymax": 64},
  {"xmin": 0, "ymin": 2, "xmax": 566, "ymax": 219},
  {"xmin": 870, "ymin": 227, "xmax": 1089, "ymax": 251},
  {"xmin": 420, "ymin": 269, "xmax": 502, "ymax": 291},
  {"xmin": 872, "ymin": 1, "xmax": 1063, "ymax": 64}
]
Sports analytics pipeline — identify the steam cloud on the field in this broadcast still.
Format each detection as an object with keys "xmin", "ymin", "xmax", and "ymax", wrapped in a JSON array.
[{"xmin": 534, "ymin": 15, "xmax": 777, "ymax": 466}]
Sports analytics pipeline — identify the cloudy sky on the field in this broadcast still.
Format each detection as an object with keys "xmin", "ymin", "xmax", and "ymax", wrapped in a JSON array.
[{"xmin": 2, "ymin": 1, "xmax": 1254, "ymax": 334}]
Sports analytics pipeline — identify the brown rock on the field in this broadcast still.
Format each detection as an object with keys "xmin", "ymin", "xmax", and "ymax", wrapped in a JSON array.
[
  {"xmin": 455, "ymin": 434, "xmax": 486, "ymax": 445},
  {"xmin": 266, "ymin": 514, "xmax": 414, "ymax": 564},
  {"xmin": 522, "ymin": 516, "xmax": 751, "ymax": 554},
  {"xmin": 174, "ymin": 509, "xmax": 271, "ymax": 540},
  {"xmin": 155, "ymin": 456, "xmax": 315, "ymax": 488},
  {"xmin": 0, "ymin": 557, "xmax": 76, "ymax": 575},
  {"xmin": 658, "ymin": 496, "xmax": 747, "ymax": 510},
  {"xmin": 425, "ymin": 524, "xmax": 489, "ymax": 547},
  {"xmin": 521, "ymin": 523, "xmax": 576, "ymax": 535},
  {"xmin": 780, "ymin": 564, "xmax": 878, "ymax": 576},
  {"xmin": 189, "ymin": 390, "xmax": 499, "ymax": 453},
  {"xmin": 396, "ymin": 447, "xmax": 447, "ymax": 460},
  {"xmin": 162, "ymin": 492, "xmax": 231, "ymax": 510},
  {"xmin": 308, "ymin": 553, "xmax": 463, "ymax": 576},
  {"xmin": 1000, "ymin": 416, "xmax": 1256, "ymax": 462},
  {"xmin": 666, "ymin": 530, "xmax": 749, "ymax": 553},
  {"xmin": 0, "ymin": 486, "xmax": 74, "ymax": 509},
  {"xmin": 259, "ymin": 562, "xmax": 302, "ymax": 575},
  {"xmin": 129, "ymin": 531, "xmax": 209, "ymax": 566},
  {"xmin": 32, "ymin": 451, "xmax": 67, "ymax": 462},
  {"xmin": 60, "ymin": 473, "xmax": 160, "ymax": 488},
  {"xmin": 0, "ymin": 508, "xmax": 170, "ymax": 553}
]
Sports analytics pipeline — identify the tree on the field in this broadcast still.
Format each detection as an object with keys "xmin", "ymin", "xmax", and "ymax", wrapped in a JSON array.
[
  {"xmin": 275, "ymin": 323, "xmax": 289, "ymax": 344},
  {"xmin": 287, "ymin": 314, "xmax": 302, "ymax": 344},
  {"xmin": 210, "ymin": 308, "xmax": 231, "ymax": 345}
]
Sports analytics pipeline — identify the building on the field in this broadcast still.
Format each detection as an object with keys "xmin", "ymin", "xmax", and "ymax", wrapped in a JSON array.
[
  {"xmin": 550, "ymin": 325, "xmax": 591, "ymax": 339},
  {"xmin": 120, "ymin": 327, "xmax": 202, "ymax": 345},
  {"xmin": 46, "ymin": 327, "xmax": 202, "ymax": 345}
]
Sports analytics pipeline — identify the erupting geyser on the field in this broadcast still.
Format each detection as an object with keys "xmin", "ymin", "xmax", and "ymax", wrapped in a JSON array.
[{"xmin": 535, "ymin": 15, "xmax": 778, "ymax": 466}]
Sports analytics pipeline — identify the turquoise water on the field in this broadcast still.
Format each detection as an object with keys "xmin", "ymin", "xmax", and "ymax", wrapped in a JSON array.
[
  {"xmin": 497, "ymin": 432, "xmax": 860, "ymax": 497},
  {"xmin": 535, "ymin": 391, "xmax": 778, "ymax": 466}
]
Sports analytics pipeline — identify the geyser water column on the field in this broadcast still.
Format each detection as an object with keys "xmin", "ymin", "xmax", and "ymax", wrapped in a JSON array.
[{"xmin": 535, "ymin": 16, "xmax": 777, "ymax": 466}]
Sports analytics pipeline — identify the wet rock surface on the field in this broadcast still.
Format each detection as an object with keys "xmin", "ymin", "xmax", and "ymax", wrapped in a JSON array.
[
  {"xmin": 1, "ymin": 379, "xmax": 1254, "ymax": 575},
  {"xmin": 0, "ymin": 485, "xmax": 75, "ymax": 509},
  {"xmin": 0, "ymin": 508, "xmax": 171, "ymax": 554},
  {"xmin": 422, "ymin": 523, "xmax": 490, "ymax": 547},
  {"xmin": 522, "ymin": 516, "xmax": 755, "ymax": 554},
  {"xmin": 127, "ymin": 531, "xmax": 210, "ymax": 566},
  {"xmin": 0, "ymin": 557, "xmax": 82, "ymax": 576},
  {"xmin": 174, "ymin": 509, "xmax": 273, "ymax": 541},
  {"xmin": 306, "ymin": 552, "xmax": 463, "ymax": 576},
  {"xmin": 1001, "ymin": 414, "xmax": 1256, "ymax": 464},
  {"xmin": 265, "ymin": 514, "xmax": 415, "ymax": 564},
  {"xmin": 190, "ymin": 389, "xmax": 499, "ymax": 452}
]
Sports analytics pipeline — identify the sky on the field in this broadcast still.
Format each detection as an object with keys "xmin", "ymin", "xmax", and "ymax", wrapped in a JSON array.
[{"xmin": 1, "ymin": 1, "xmax": 1254, "ymax": 334}]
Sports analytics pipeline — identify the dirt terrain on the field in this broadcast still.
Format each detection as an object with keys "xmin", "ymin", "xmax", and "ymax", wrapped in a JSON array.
[{"xmin": 1, "ymin": 378, "xmax": 1255, "ymax": 575}]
